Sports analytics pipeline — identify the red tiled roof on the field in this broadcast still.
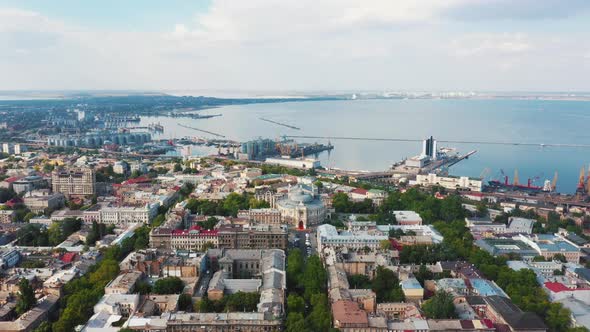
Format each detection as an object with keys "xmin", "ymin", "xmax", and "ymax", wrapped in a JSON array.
[
  {"xmin": 61, "ymin": 252, "xmax": 77, "ymax": 263},
  {"xmin": 331, "ymin": 300, "xmax": 368, "ymax": 326},
  {"xmin": 482, "ymin": 319, "xmax": 494, "ymax": 329},
  {"xmin": 5, "ymin": 177, "xmax": 20, "ymax": 183},
  {"xmin": 6, "ymin": 198, "xmax": 22, "ymax": 207},
  {"xmin": 124, "ymin": 176, "xmax": 152, "ymax": 185},
  {"xmin": 171, "ymin": 225, "xmax": 218, "ymax": 236},
  {"xmin": 544, "ymin": 282, "xmax": 590, "ymax": 293},
  {"xmin": 351, "ymin": 188, "xmax": 368, "ymax": 195}
]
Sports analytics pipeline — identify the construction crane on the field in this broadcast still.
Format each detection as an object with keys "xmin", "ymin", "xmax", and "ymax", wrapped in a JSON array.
[
  {"xmin": 578, "ymin": 166, "xmax": 586, "ymax": 190},
  {"xmin": 479, "ymin": 168, "xmax": 491, "ymax": 180}
]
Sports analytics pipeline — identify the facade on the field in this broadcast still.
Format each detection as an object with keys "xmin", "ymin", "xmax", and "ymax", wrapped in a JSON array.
[
  {"xmin": 412, "ymin": 173, "xmax": 483, "ymax": 192},
  {"xmin": 518, "ymin": 234, "xmax": 581, "ymax": 263},
  {"xmin": 47, "ymin": 131, "xmax": 151, "ymax": 147},
  {"xmin": 113, "ymin": 161, "xmax": 130, "ymax": 174},
  {"xmin": 475, "ymin": 238, "xmax": 538, "ymax": 258},
  {"xmin": 317, "ymin": 224, "xmax": 388, "ymax": 252},
  {"xmin": 275, "ymin": 185, "xmax": 325, "ymax": 229},
  {"xmin": 1, "ymin": 143, "xmax": 25, "ymax": 155},
  {"xmin": 169, "ymin": 226, "xmax": 219, "ymax": 251},
  {"xmin": 23, "ymin": 191, "xmax": 65, "ymax": 213},
  {"xmin": 203, "ymin": 248, "xmax": 285, "ymax": 321},
  {"xmin": 218, "ymin": 224, "xmax": 288, "ymax": 250},
  {"xmin": 11, "ymin": 175, "xmax": 46, "ymax": 194},
  {"xmin": 95, "ymin": 293, "xmax": 140, "ymax": 317},
  {"xmin": 0, "ymin": 210, "xmax": 15, "ymax": 223},
  {"xmin": 0, "ymin": 249, "xmax": 20, "ymax": 269},
  {"xmin": 127, "ymin": 312, "xmax": 282, "ymax": 332},
  {"xmin": 393, "ymin": 211, "xmax": 423, "ymax": 225},
  {"xmin": 51, "ymin": 167, "xmax": 96, "ymax": 196},
  {"xmin": 105, "ymin": 271, "xmax": 143, "ymax": 295},
  {"xmin": 400, "ymin": 278, "xmax": 424, "ymax": 302},
  {"xmin": 99, "ymin": 204, "xmax": 158, "ymax": 224},
  {"xmin": 265, "ymin": 157, "xmax": 321, "ymax": 169},
  {"xmin": 240, "ymin": 208, "xmax": 283, "ymax": 225}
]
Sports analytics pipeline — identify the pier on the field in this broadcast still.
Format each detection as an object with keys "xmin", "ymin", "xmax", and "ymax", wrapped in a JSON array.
[
  {"xmin": 260, "ymin": 118, "xmax": 300, "ymax": 130},
  {"xmin": 177, "ymin": 123, "xmax": 225, "ymax": 138},
  {"xmin": 284, "ymin": 135, "xmax": 590, "ymax": 148},
  {"xmin": 446, "ymin": 150, "xmax": 477, "ymax": 167}
]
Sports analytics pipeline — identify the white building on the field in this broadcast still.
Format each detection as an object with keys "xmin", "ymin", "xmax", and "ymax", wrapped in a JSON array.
[
  {"xmin": 99, "ymin": 203, "xmax": 158, "ymax": 224},
  {"xmin": 265, "ymin": 156, "xmax": 321, "ymax": 169},
  {"xmin": 0, "ymin": 210, "xmax": 15, "ymax": 223},
  {"xmin": 94, "ymin": 293, "xmax": 140, "ymax": 317},
  {"xmin": 113, "ymin": 161, "xmax": 130, "ymax": 175},
  {"xmin": 393, "ymin": 211, "xmax": 423, "ymax": 225},
  {"xmin": 411, "ymin": 173, "xmax": 483, "ymax": 192},
  {"xmin": 317, "ymin": 224, "xmax": 388, "ymax": 253},
  {"xmin": 276, "ymin": 185, "xmax": 325, "ymax": 229},
  {"xmin": 1, "ymin": 143, "xmax": 25, "ymax": 155}
]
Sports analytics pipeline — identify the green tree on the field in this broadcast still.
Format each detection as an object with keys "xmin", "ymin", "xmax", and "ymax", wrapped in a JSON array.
[
  {"xmin": 16, "ymin": 278, "xmax": 36, "ymax": 316},
  {"xmin": 249, "ymin": 198, "xmax": 270, "ymax": 209},
  {"xmin": 153, "ymin": 277, "xmax": 184, "ymax": 294},
  {"xmin": 287, "ymin": 294, "xmax": 305, "ymax": 314},
  {"xmin": 545, "ymin": 302, "xmax": 572, "ymax": 331},
  {"xmin": 194, "ymin": 295, "xmax": 214, "ymax": 313},
  {"xmin": 286, "ymin": 312, "xmax": 309, "ymax": 332},
  {"xmin": 152, "ymin": 214, "xmax": 166, "ymax": 227},
  {"xmin": 23, "ymin": 212, "xmax": 36, "ymax": 223},
  {"xmin": 372, "ymin": 266, "xmax": 404, "ymax": 303},
  {"xmin": 332, "ymin": 192, "xmax": 352, "ymax": 213},
  {"xmin": 475, "ymin": 201, "xmax": 488, "ymax": 217},
  {"xmin": 379, "ymin": 239, "xmax": 391, "ymax": 250},
  {"xmin": 287, "ymin": 248, "xmax": 304, "ymax": 289},
  {"xmin": 308, "ymin": 294, "xmax": 332, "ymax": 332},
  {"xmin": 415, "ymin": 264, "xmax": 434, "ymax": 286},
  {"xmin": 200, "ymin": 217, "xmax": 219, "ymax": 230},
  {"xmin": 422, "ymin": 290, "xmax": 456, "ymax": 319},
  {"xmin": 178, "ymin": 293, "xmax": 193, "ymax": 312},
  {"xmin": 348, "ymin": 274, "xmax": 372, "ymax": 289},
  {"xmin": 136, "ymin": 281, "xmax": 152, "ymax": 294},
  {"xmin": 303, "ymin": 255, "xmax": 327, "ymax": 300}
]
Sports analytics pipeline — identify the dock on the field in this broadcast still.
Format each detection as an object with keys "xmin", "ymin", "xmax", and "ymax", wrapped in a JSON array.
[
  {"xmin": 284, "ymin": 135, "xmax": 590, "ymax": 148},
  {"xmin": 177, "ymin": 123, "xmax": 225, "ymax": 138},
  {"xmin": 446, "ymin": 150, "xmax": 477, "ymax": 167},
  {"xmin": 260, "ymin": 118, "xmax": 300, "ymax": 130}
]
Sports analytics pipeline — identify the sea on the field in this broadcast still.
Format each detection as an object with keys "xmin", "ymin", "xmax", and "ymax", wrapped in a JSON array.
[{"xmin": 138, "ymin": 98, "xmax": 590, "ymax": 194}]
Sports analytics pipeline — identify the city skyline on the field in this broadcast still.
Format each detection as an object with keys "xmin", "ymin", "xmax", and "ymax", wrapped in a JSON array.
[{"xmin": 1, "ymin": 0, "xmax": 590, "ymax": 92}]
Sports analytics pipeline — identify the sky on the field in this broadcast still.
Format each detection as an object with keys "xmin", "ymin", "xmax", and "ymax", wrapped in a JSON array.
[{"xmin": 0, "ymin": 0, "xmax": 590, "ymax": 92}]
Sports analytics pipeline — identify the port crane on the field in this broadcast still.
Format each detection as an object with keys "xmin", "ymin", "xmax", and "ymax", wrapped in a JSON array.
[{"xmin": 479, "ymin": 168, "xmax": 491, "ymax": 180}]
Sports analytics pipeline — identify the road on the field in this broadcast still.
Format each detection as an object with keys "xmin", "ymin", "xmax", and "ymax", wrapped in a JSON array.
[{"xmin": 290, "ymin": 228, "xmax": 318, "ymax": 259}]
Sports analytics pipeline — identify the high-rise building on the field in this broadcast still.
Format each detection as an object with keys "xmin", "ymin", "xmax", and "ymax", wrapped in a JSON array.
[
  {"xmin": 421, "ymin": 136, "xmax": 437, "ymax": 160},
  {"xmin": 51, "ymin": 168, "xmax": 96, "ymax": 197}
]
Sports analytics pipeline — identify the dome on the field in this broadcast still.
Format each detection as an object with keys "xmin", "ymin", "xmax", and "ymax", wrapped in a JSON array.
[{"xmin": 288, "ymin": 187, "xmax": 313, "ymax": 203}]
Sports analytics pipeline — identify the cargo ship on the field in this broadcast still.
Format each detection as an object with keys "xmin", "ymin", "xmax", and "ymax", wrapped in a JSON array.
[{"xmin": 487, "ymin": 177, "xmax": 543, "ymax": 193}]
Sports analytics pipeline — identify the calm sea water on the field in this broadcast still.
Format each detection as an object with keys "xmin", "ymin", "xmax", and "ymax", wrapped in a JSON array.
[{"xmin": 139, "ymin": 99, "xmax": 590, "ymax": 194}]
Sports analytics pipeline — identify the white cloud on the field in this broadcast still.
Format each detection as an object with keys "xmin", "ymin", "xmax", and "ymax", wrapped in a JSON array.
[
  {"xmin": 451, "ymin": 33, "xmax": 532, "ymax": 57},
  {"xmin": 0, "ymin": 1, "xmax": 589, "ymax": 91}
]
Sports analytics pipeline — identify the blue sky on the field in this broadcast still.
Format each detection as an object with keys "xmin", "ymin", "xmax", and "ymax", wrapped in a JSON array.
[
  {"xmin": 0, "ymin": 0, "xmax": 211, "ymax": 31},
  {"xmin": 0, "ymin": 0, "xmax": 589, "ymax": 92}
]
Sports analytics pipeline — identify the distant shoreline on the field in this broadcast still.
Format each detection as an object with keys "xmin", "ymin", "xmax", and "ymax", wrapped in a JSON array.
[{"xmin": 2, "ymin": 91, "xmax": 590, "ymax": 102}]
